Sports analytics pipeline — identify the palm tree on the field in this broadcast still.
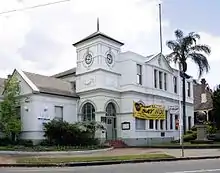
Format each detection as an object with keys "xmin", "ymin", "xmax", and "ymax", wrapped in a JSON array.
[{"xmin": 166, "ymin": 29, "xmax": 211, "ymax": 134}]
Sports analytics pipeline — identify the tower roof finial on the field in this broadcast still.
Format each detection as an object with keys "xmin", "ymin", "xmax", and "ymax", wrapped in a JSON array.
[{"xmin": 97, "ymin": 17, "xmax": 99, "ymax": 32}]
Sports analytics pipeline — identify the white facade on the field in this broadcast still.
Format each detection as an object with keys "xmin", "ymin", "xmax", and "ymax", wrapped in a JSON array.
[
  {"xmin": 2, "ymin": 29, "xmax": 194, "ymax": 146},
  {"xmin": 66, "ymin": 30, "xmax": 194, "ymax": 146}
]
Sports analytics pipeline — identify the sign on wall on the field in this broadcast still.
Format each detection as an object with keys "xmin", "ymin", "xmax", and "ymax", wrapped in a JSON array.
[
  {"xmin": 169, "ymin": 106, "xmax": 179, "ymax": 114},
  {"xmin": 133, "ymin": 102, "xmax": 165, "ymax": 120}
]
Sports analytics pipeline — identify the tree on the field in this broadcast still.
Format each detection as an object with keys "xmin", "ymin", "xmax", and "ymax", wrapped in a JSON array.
[
  {"xmin": 0, "ymin": 76, "xmax": 21, "ymax": 142},
  {"xmin": 212, "ymin": 85, "xmax": 220, "ymax": 129},
  {"xmin": 166, "ymin": 29, "xmax": 211, "ymax": 134}
]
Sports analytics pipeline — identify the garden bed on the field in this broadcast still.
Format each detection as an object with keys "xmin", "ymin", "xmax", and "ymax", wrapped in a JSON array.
[{"xmin": 0, "ymin": 145, "xmax": 109, "ymax": 152}]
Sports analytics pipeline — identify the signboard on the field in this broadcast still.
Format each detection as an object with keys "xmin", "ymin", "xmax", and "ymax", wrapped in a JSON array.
[
  {"xmin": 133, "ymin": 102, "xmax": 165, "ymax": 120},
  {"xmin": 38, "ymin": 112, "xmax": 50, "ymax": 121},
  {"xmin": 169, "ymin": 106, "xmax": 179, "ymax": 114}
]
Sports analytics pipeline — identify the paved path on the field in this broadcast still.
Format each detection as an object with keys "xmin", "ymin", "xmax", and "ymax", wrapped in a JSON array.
[
  {"xmin": 0, "ymin": 159, "xmax": 220, "ymax": 173},
  {"xmin": 163, "ymin": 149, "xmax": 220, "ymax": 158}
]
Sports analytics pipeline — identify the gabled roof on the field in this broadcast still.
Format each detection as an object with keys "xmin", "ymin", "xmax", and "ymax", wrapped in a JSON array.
[
  {"xmin": 145, "ymin": 53, "xmax": 174, "ymax": 72},
  {"xmin": 23, "ymin": 71, "xmax": 78, "ymax": 98},
  {"xmin": 193, "ymin": 82, "xmax": 213, "ymax": 111},
  {"xmin": 52, "ymin": 68, "xmax": 76, "ymax": 78},
  {"xmin": 73, "ymin": 31, "xmax": 124, "ymax": 46}
]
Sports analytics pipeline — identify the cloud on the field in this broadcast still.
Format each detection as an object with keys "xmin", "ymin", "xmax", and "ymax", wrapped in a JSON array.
[
  {"xmin": 0, "ymin": 0, "xmax": 167, "ymax": 76},
  {"xmin": 0, "ymin": 0, "xmax": 219, "ymax": 89}
]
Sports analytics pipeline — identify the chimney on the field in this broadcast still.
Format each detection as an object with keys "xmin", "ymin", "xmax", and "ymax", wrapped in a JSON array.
[
  {"xmin": 7, "ymin": 74, "xmax": 12, "ymax": 79},
  {"xmin": 201, "ymin": 78, "xmax": 207, "ymax": 92},
  {"xmin": 200, "ymin": 78, "xmax": 207, "ymax": 103}
]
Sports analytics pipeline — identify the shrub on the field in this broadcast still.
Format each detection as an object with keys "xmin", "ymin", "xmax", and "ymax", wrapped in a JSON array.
[
  {"xmin": 43, "ymin": 119, "xmax": 104, "ymax": 146},
  {"xmin": 183, "ymin": 133, "xmax": 196, "ymax": 142},
  {"xmin": 205, "ymin": 121, "xmax": 217, "ymax": 134},
  {"xmin": 16, "ymin": 139, "xmax": 33, "ymax": 147},
  {"xmin": 0, "ymin": 137, "xmax": 12, "ymax": 146},
  {"xmin": 191, "ymin": 126, "xmax": 197, "ymax": 131}
]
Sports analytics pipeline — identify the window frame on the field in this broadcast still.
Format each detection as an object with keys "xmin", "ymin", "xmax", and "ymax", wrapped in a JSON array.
[
  {"xmin": 173, "ymin": 76, "xmax": 177, "ymax": 93},
  {"xmin": 154, "ymin": 69, "xmax": 157, "ymax": 88},
  {"xmin": 170, "ymin": 114, "xmax": 173, "ymax": 130},
  {"xmin": 164, "ymin": 73, "xmax": 167, "ymax": 90},
  {"xmin": 54, "ymin": 106, "xmax": 63, "ymax": 121},
  {"xmin": 137, "ymin": 64, "xmax": 142, "ymax": 85},
  {"xmin": 149, "ymin": 120, "xmax": 154, "ymax": 129},
  {"xmin": 81, "ymin": 103, "xmax": 95, "ymax": 121},
  {"xmin": 187, "ymin": 81, "xmax": 191, "ymax": 97},
  {"xmin": 135, "ymin": 118, "xmax": 146, "ymax": 130},
  {"xmin": 159, "ymin": 71, "xmax": 163, "ymax": 89}
]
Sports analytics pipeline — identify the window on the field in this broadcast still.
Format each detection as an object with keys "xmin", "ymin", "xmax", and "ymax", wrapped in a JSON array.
[
  {"xmin": 173, "ymin": 76, "xmax": 177, "ymax": 93},
  {"xmin": 165, "ymin": 110, "xmax": 168, "ymax": 130},
  {"xmin": 137, "ymin": 64, "xmax": 142, "ymax": 85},
  {"xmin": 187, "ymin": 82, "xmax": 191, "ymax": 97},
  {"xmin": 81, "ymin": 103, "xmax": 95, "ymax": 121},
  {"xmin": 55, "ymin": 106, "xmax": 63, "ymax": 120},
  {"xmin": 159, "ymin": 71, "xmax": 163, "ymax": 89},
  {"xmin": 164, "ymin": 73, "xmax": 167, "ymax": 90},
  {"xmin": 135, "ymin": 118, "xmax": 146, "ymax": 130},
  {"xmin": 149, "ymin": 120, "xmax": 154, "ymax": 129},
  {"xmin": 154, "ymin": 69, "xmax": 157, "ymax": 88},
  {"xmin": 188, "ymin": 116, "xmax": 192, "ymax": 130},
  {"xmin": 175, "ymin": 115, "xmax": 179, "ymax": 130},
  {"xmin": 170, "ymin": 114, "xmax": 173, "ymax": 130},
  {"xmin": 160, "ymin": 120, "xmax": 164, "ymax": 130},
  {"xmin": 155, "ymin": 120, "xmax": 158, "ymax": 130}
]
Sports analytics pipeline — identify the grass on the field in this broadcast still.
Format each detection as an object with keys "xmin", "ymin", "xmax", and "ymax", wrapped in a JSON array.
[
  {"xmin": 16, "ymin": 153, "xmax": 174, "ymax": 164},
  {"xmin": 0, "ymin": 145, "xmax": 108, "ymax": 152}
]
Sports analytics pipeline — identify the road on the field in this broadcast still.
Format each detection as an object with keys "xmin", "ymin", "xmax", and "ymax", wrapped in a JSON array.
[{"xmin": 0, "ymin": 159, "xmax": 220, "ymax": 173}]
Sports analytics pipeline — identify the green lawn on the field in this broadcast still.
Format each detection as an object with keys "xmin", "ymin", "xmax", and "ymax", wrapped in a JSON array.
[{"xmin": 16, "ymin": 153, "xmax": 174, "ymax": 164}]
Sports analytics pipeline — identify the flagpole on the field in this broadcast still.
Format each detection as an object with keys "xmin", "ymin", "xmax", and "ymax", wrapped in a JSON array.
[
  {"xmin": 159, "ymin": 3, "xmax": 163, "ymax": 53},
  {"xmin": 178, "ymin": 63, "xmax": 184, "ymax": 157}
]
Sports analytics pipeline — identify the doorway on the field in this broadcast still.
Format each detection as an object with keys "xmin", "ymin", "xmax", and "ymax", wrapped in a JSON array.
[{"xmin": 105, "ymin": 102, "xmax": 117, "ymax": 140}]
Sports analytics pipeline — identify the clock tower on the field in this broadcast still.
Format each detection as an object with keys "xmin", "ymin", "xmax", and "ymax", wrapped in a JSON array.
[{"xmin": 73, "ymin": 19, "xmax": 124, "ymax": 94}]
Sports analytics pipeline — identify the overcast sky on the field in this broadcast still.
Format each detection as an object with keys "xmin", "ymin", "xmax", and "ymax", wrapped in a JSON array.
[{"xmin": 0, "ymin": 0, "xmax": 219, "ymax": 88}]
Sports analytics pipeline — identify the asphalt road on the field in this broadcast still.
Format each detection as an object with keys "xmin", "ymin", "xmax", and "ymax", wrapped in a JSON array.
[{"xmin": 0, "ymin": 159, "xmax": 220, "ymax": 173}]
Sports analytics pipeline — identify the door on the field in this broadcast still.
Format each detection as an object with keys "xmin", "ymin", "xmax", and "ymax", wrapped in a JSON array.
[
  {"xmin": 106, "ymin": 117, "xmax": 114, "ymax": 140},
  {"xmin": 106, "ymin": 102, "xmax": 117, "ymax": 140}
]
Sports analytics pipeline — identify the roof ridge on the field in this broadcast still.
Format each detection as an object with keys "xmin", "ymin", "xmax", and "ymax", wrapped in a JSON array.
[{"xmin": 23, "ymin": 71, "xmax": 73, "ymax": 84}]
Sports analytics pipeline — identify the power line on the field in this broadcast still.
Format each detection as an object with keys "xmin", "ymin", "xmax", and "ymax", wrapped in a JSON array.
[{"xmin": 0, "ymin": 0, "xmax": 71, "ymax": 15}]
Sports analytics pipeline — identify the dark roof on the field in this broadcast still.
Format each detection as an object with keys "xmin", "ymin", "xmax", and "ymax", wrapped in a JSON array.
[
  {"xmin": 52, "ymin": 68, "xmax": 76, "ymax": 78},
  {"xmin": 0, "ymin": 78, "xmax": 5, "ymax": 95},
  {"xmin": 193, "ymin": 83, "xmax": 213, "ymax": 111},
  {"xmin": 23, "ymin": 71, "xmax": 78, "ymax": 98},
  {"xmin": 73, "ymin": 31, "xmax": 124, "ymax": 46}
]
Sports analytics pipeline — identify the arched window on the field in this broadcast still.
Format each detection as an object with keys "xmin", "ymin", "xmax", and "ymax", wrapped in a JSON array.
[
  {"xmin": 106, "ymin": 102, "xmax": 116, "ymax": 116},
  {"xmin": 81, "ymin": 103, "xmax": 95, "ymax": 121}
]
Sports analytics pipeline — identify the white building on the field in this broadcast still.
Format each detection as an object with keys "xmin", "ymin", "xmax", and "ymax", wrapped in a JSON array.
[{"xmin": 1, "ymin": 27, "xmax": 194, "ymax": 146}]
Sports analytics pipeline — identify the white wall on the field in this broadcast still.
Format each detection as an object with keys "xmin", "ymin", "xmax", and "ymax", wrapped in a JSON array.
[
  {"xmin": 118, "ymin": 92, "xmax": 194, "ymax": 140},
  {"xmin": 20, "ymin": 94, "xmax": 78, "ymax": 141},
  {"xmin": 14, "ymin": 71, "xmax": 33, "ymax": 95}
]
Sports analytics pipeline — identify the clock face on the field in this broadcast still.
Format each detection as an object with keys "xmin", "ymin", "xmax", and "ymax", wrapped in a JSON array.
[
  {"xmin": 85, "ymin": 54, "xmax": 93, "ymax": 65},
  {"xmin": 106, "ymin": 53, "xmax": 113, "ymax": 65}
]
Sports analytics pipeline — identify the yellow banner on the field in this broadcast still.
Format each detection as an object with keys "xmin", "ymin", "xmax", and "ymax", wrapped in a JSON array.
[{"xmin": 133, "ymin": 102, "xmax": 165, "ymax": 120}]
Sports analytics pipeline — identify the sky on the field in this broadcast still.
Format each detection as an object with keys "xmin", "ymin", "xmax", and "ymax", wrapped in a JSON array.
[{"xmin": 0, "ymin": 0, "xmax": 219, "ymax": 89}]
